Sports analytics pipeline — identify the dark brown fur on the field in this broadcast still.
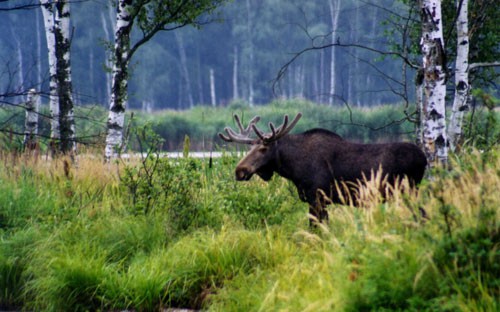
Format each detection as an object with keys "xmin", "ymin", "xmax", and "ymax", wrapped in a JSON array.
[{"xmin": 235, "ymin": 128, "xmax": 427, "ymax": 223}]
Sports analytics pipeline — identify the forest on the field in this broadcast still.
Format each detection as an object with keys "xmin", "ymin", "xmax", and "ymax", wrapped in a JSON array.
[{"xmin": 4, "ymin": 0, "xmax": 493, "ymax": 110}]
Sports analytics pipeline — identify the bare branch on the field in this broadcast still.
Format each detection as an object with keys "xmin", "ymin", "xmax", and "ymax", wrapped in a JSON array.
[{"xmin": 469, "ymin": 62, "xmax": 500, "ymax": 70}]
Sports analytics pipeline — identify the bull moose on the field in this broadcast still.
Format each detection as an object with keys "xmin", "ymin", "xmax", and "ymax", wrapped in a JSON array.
[{"xmin": 219, "ymin": 113, "xmax": 427, "ymax": 224}]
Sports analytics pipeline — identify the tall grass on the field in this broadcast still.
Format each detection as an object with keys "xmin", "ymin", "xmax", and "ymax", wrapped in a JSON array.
[
  {"xmin": 1, "ymin": 144, "xmax": 499, "ymax": 310},
  {"xmin": 209, "ymin": 150, "xmax": 500, "ymax": 311}
]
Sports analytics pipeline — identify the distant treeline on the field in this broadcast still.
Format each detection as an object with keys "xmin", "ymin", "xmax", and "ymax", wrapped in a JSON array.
[{"xmin": 140, "ymin": 100, "xmax": 417, "ymax": 151}]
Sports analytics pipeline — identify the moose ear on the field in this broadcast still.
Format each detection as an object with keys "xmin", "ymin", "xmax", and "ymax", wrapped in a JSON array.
[{"xmin": 256, "ymin": 167, "xmax": 274, "ymax": 181}]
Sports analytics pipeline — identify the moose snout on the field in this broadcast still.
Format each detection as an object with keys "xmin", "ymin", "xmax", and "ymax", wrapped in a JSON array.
[{"xmin": 235, "ymin": 166, "xmax": 253, "ymax": 181}]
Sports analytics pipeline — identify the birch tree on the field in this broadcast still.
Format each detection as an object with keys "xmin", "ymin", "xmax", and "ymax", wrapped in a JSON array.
[
  {"xmin": 104, "ymin": 0, "xmax": 132, "ymax": 160},
  {"xmin": 23, "ymin": 89, "xmax": 40, "ymax": 150},
  {"xmin": 40, "ymin": 0, "xmax": 59, "ymax": 150},
  {"xmin": 244, "ymin": 0, "xmax": 255, "ymax": 107},
  {"xmin": 447, "ymin": 0, "xmax": 469, "ymax": 152},
  {"xmin": 40, "ymin": 0, "xmax": 76, "ymax": 155},
  {"xmin": 328, "ymin": 0, "xmax": 341, "ymax": 106},
  {"xmin": 419, "ymin": 0, "xmax": 448, "ymax": 167},
  {"xmin": 175, "ymin": 31, "xmax": 194, "ymax": 108},
  {"xmin": 104, "ymin": 0, "xmax": 227, "ymax": 160},
  {"xmin": 54, "ymin": 0, "xmax": 76, "ymax": 155}
]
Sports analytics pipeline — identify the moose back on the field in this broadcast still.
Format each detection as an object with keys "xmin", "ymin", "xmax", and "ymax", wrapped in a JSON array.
[{"xmin": 219, "ymin": 113, "xmax": 427, "ymax": 223}]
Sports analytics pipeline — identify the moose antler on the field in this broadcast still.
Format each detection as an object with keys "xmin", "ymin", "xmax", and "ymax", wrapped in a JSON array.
[
  {"xmin": 218, "ymin": 114, "xmax": 261, "ymax": 144},
  {"xmin": 219, "ymin": 113, "xmax": 302, "ymax": 145},
  {"xmin": 253, "ymin": 113, "xmax": 302, "ymax": 144}
]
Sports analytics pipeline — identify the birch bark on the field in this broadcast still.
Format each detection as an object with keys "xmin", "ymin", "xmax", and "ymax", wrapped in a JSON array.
[
  {"xmin": 23, "ymin": 89, "xmax": 40, "ymax": 150},
  {"xmin": 419, "ymin": 0, "xmax": 448, "ymax": 167},
  {"xmin": 245, "ymin": 0, "xmax": 254, "ymax": 106},
  {"xmin": 54, "ymin": 0, "xmax": 76, "ymax": 155},
  {"xmin": 104, "ymin": 0, "xmax": 133, "ymax": 160},
  {"xmin": 40, "ymin": 0, "xmax": 60, "ymax": 150},
  {"xmin": 328, "ymin": 0, "xmax": 340, "ymax": 106},
  {"xmin": 448, "ymin": 0, "xmax": 469, "ymax": 152},
  {"xmin": 210, "ymin": 68, "xmax": 216, "ymax": 107}
]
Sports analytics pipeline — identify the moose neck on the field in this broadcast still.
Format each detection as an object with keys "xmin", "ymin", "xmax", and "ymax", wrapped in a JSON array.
[{"xmin": 272, "ymin": 136, "xmax": 301, "ymax": 181}]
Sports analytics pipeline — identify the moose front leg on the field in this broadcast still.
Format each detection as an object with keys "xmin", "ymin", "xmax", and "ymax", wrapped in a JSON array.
[
  {"xmin": 300, "ymin": 187, "xmax": 329, "ymax": 226},
  {"xmin": 306, "ymin": 190, "xmax": 330, "ymax": 227},
  {"xmin": 308, "ymin": 204, "xmax": 329, "ymax": 227},
  {"xmin": 310, "ymin": 188, "xmax": 334, "ymax": 226}
]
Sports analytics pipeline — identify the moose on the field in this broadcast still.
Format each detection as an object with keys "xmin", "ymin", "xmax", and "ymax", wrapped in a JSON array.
[{"xmin": 219, "ymin": 113, "xmax": 427, "ymax": 224}]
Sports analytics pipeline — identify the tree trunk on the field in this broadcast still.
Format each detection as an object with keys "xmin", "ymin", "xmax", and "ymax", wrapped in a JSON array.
[
  {"xmin": 348, "ymin": 2, "xmax": 360, "ymax": 107},
  {"xmin": 448, "ymin": 0, "xmax": 469, "ymax": 152},
  {"xmin": 104, "ymin": 0, "xmax": 133, "ymax": 160},
  {"xmin": 40, "ymin": 0, "xmax": 60, "ymax": 153},
  {"xmin": 245, "ymin": 0, "xmax": 254, "ymax": 106},
  {"xmin": 419, "ymin": 0, "xmax": 448, "ymax": 167},
  {"xmin": 23, "ymin": 89, "xmax": 40, "ymax": 151},
  {"xmin": 319, "ymin": 49, "xmax": 325, "ymax": 103},
  {"xmin": 54, "ymin": 0, "xmax": 76, "ymax": 155},
  {"xmin": 232, "ymin": 46, "xmax": 239, "ymax": 100},
  {"xmin": 11, "ymin": 29, "xmax": 24, "ymax": 98},
  {"xmin": 36, "ymin": 8, "xmax": 43, "ymax": 89},
  {"xmin": 328, "ymin": 0, "xmax": 340, "ymax": 106},
  {"xmin": 101, "ymin": 9, "xmax": 115, "ymax": 106},
  {"xmin": 210, "ymin": 68, "xmax": 216, "ymax": 107},
  {"xmin": 415, "ymin": 69, "xmax": 424, "ymax": 148},
  {"xmin": 175, "ymin": 32, "xmax": 194, "ymax": 108}
]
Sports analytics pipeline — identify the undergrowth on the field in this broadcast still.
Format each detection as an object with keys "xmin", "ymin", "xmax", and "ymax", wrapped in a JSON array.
[{"xmin": 0, "ymin": 146, "xmax": 499, "ymax": 311}]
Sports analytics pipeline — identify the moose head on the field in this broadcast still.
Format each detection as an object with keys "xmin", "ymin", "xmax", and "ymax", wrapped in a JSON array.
[{"xmin": 218, "ymin": 113, "xmax": 302, "ymax": 181}]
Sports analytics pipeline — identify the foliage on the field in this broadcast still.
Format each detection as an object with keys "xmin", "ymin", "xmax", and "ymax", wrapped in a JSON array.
[
  {"xmin": 463, "ymin": 89, "xmax": 500, "ymax": 150},
  {"xmin": 143, "ymin": 99, "xmax": 418, "ymax": 150}
]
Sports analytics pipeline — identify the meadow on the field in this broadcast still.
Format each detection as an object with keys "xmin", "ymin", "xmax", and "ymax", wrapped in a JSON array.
[{"xmin": 1, "ymin": 101, "xmax": 499, "ymax": 311}]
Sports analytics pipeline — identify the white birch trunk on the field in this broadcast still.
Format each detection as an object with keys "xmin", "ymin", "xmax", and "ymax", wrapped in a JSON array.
[
  {"xmin": 232, "ymin": 46, "xmax": 239, "ymax": 100},
  {"xmin": 101, "ymin": 10, "xmax": 115, "ymax": 103},
  {"xmin": 347, "ymin": 6, "xmax": 358, "ymax": 107},
  {"xmin": 328, "ymin": 0, "xmax": 340, "ymax": 106},
  {"xmin": 420, "ymin": 0, "xmax": 448, "ymax": 167},
  {"xmin": 12, "ymin": 32, "xmax": 25, "ymax": 99},
  {"xmin": 448, "ymin": 0, "xmax": 469, "ymax": 152},
  {"xmin": 210, "ymin": 68, "xmax": 216, "ymax": 107},
  {"xmin": 105, "ymin": 0, "xmax": 133, "ymax": 160},
  {"xmin": 175, "ymin": 32, "xmax": 194, "ymax": 108},
  {"xmin": 415, "ymin": 69, "xmax": 424, "ymax": 148},
  {"xmin": 54, "ymin": 0, "xmax": 76, "ymax": 155},
  {"xmin": 319, "ymin": 49, "xmax": 325, "ymax": 103},
  {"xmin": 40, "ymin": 0, "xmax": 60, "ymax": 147},
  {"xmin": 197, "ymin": 52, "xmax": 205, "ymax": 104},
  {"xmin": 36, "ymin": 9, "xmax": 43, "ymax": 88},
  {"xmin": 245, "ymin": 0, "xmax": 254, "ymax": 107},
  {"xmin": 24, "ymin": 89, "xmax": 40, "ymax": 150}
]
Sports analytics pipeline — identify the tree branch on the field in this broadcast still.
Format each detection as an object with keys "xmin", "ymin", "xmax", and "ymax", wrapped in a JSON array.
[{"xmin": 469, "ymin": 61, "xmax": 500, "ymax": 70}]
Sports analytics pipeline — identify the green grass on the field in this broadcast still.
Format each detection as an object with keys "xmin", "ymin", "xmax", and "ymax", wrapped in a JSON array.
[{"xmin": 1, "ymin": 132, "xmax": 499, "ymax": 311}]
